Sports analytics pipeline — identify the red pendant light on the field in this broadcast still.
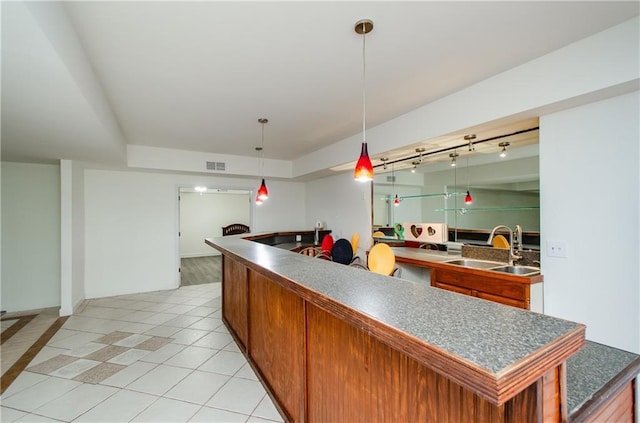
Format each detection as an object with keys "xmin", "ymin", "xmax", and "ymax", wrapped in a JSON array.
[
  {"xmin": 355, "ymin": 143, "xmax": 373, "ymax": 181},
  {"xmin": 394, "ymin": 194, "xmax": 400, "ymax": 206},
  {"xmin": 257, "ymin": 178, "xmax": 268, "ymax": 202},
  {"xmin": 465, "ymin": 190, "xmax": 473, "ymax": 205},
  {"xmin": 255, "ymin": 118, "xmax": 269, "ymax": 205},
  {"xmin": 353, "ymin": 19, "xmax": 374, "ymax": 182}
]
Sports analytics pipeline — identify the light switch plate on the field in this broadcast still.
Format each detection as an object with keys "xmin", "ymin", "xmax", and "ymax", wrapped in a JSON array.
[{"xmin": 547, "ymin": 240, "xmax": 568, "ymax": 258}]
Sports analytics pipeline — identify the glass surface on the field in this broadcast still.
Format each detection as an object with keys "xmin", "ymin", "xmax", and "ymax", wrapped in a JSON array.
[{"xmin": 372, "ymin": 141, "xmax": 540, "ymax": 240}]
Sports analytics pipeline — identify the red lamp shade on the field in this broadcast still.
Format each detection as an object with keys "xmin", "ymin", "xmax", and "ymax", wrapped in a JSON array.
[
  {"xmin": 464, "ymin": 190, "xmax": 473, "ymax": 205},
  {"xmin": 354, "ymin": 142, "xmax": 373, "ymax": 182},
  {"xmin": 256, "ymin": 178, "xmax": 268, "ymax": 203},
  {"xmin": 393, "ymin": 194, "xmax": 400, "ymax": 206}
]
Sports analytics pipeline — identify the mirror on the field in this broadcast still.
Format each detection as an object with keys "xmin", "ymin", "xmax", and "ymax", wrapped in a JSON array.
[{"xmin": 373, "ymin": 126, "xmax": 539, "ymax": 245}]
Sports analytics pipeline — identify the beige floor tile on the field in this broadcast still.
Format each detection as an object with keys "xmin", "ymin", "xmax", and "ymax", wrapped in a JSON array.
[
  {"xmin": 26, "ymin": 355, "xmax": 79, "ymax": 375},
  {"xmin": 72, "ymin": 362, "xmax": 127, "ymax": 384},
  {"xmin": 84, "ymin": 345, "xmax": 129, "ymax": 361},
  {"xmin": 93, "ymin": 331, "xmax": 134, "ymax": 345}
]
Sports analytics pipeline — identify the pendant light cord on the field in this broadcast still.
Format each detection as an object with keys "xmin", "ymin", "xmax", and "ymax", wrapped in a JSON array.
[
  {"xmin": 361, "ymin": 22, "xmax": 366, "ymax": 144},
  {"xmin": 261, "ymin": 122, "xmax": 265, "ymax": 176}
]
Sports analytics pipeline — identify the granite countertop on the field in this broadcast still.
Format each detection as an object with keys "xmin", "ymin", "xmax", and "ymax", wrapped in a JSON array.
[
  {"xmin": 567, "ymin": 340, "xmax": 640, "ymax": 419},
  {"xmin": 208, "ymin": 236, "xmax": 583, "ymax": 382}
]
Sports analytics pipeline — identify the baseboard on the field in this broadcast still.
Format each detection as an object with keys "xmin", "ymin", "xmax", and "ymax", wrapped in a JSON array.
[
  {"xmin": 180, "ymin": 253, "xmax": 221, "ymax": 258},
  {"xmin": 73, "ymin": 299, "xmax": 89, "ymax": 315}
]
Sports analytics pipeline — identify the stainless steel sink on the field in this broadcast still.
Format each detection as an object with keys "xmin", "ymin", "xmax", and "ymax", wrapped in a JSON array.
[
  {"xmin": 490, "ymin": 265, "xmax": 541, "ymax": 276},
  {"xmin": 445, "ymin": 259, "xmax": 504, "ymax": 269}
]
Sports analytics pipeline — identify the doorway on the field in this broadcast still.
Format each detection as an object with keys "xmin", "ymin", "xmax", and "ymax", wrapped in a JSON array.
[{"xmin": 178, "ymin": 187, "xmax": 251, "ymax": 286}]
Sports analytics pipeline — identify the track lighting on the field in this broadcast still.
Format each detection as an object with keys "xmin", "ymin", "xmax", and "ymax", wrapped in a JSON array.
[
  {"xmin": 381, "ymin": 157, "xmax": 388, "ymax": 170},
  {"xmin": 415, "ymin": 147, "xmax": 426, "ymax": 163},
  {"xmin": 499, "ymin": 141, "xmax": 510, "ymax": 158},
  {"xmin": 465, "ymin": 134, "xmax": 476, "ymax": 152}
]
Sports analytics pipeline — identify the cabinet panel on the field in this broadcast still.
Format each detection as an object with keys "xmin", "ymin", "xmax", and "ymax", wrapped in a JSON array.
[
  {"xmin": 434, "ymin": 281, "xmax": 473, "ymax": 296},
  {"xmin": 222, "ymin": 256, "xmax": 248, "ymax": 348},
  {"xmin": 477, "ymin": 292, "xmax": 527, "ymax": 309},
  {"xmin": 305, "ymin": 303, "xmax": 542, "ymax": 422},
  {"xmin": 249, "ymin": 271, "xmax": 305, "ymax": 422},
  {"xmin": 431, "ymin": 268, "xmax": 530, "ymax": 310}
]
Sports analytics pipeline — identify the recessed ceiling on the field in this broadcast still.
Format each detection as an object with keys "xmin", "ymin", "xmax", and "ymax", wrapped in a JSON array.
[{"xmin": 2, "ymin": 1, "xmax": 638, "ymax": 167}]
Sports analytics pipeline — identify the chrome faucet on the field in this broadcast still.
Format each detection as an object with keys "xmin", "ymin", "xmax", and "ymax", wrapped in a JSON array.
[
  {"xmin": 488, "ymin": 225, "xmax": 522, "ymax": 266},
  {"xmin": 514, "ymin": 224, "xmax": 523, "ymax": 252}
]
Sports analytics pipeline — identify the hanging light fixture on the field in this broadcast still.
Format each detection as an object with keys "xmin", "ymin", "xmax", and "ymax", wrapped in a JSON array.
[
  {"xmin": 465, "ymin": 156, "xmax": 473, "ymax": 205},
  {"xmin": 416, "ymin": 147, "xmax": 426, "ymax": 163},
  {"xmin": 353, "ymin": 19, "xmax": 374, "ymax": 182},
  {"xmin": 464, "ymin": 136, "xmax": 475, "ymax": 205},
  {"xmin": 450, "ymin": 152, "xmax": 459, "ymax": 167},
  {"xmin": 465, "ymin": 134, "xmax": 476, "ymax": 152},
  {"xmin": 255, "ymin": 118, "xmax": 269, "ymax": 204},
  {"xmin": 392, "ymin": 164, "xmax": 400, "ymax": 206},
  {"xmin": 410, "ymin": 161, "xmax": 419, "ymax": 173},
  {"xmin": 499, "ymin": 141, "xmax": 510, "ymax": 158}
]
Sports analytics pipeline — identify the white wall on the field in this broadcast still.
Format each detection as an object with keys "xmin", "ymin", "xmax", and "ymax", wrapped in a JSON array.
[
  {"xmin": 84, "ymin": 169, "xmax": 305, "ymax": 298},
  {"xmin": 540, "ymin": 91, "xmax": 639, "ymax": 353},
  {"xmin": 179, "ymin": 191, "xmax": 250, "ymax": 257},
  {"xmin": 1, "ymin": 162, "xmax": 61, "ymax": 312},
  {"xmin": 71, "ymin": 161, "xmax": 85, "ymax": 312},
  {"xmin": 306, "ymin": 172, "xmax": 371, "ymax": 257}
]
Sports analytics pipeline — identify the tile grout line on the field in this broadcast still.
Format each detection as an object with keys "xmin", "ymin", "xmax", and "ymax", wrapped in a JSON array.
[{"xmin": 1, "ymin": 316, "xmax": 69, "ymax": 395}]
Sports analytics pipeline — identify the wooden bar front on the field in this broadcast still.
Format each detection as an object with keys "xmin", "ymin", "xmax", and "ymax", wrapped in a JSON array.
[{"xmin": 217, "ymin": 250, "xmax": 579, "ymax": 423}]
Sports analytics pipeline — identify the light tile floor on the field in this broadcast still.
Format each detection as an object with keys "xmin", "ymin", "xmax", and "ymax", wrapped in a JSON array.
[{"xmin": 1, "ymin": 283, "xmax": 283, "ymax": 423}]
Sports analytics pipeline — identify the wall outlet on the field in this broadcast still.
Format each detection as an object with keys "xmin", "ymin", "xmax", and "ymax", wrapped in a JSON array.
[
  {"xmin": 547, "ymin": 240, "xmax": 568, "ymax": 258},
  {"xmin": 296, "ymin": 235, "xmax": 302, "ymax": 242}
]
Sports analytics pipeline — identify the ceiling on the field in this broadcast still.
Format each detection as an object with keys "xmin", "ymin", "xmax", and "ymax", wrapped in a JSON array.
[{"xmin": 2, "ymin": 2, "xmax": 638, "ymax": 174}]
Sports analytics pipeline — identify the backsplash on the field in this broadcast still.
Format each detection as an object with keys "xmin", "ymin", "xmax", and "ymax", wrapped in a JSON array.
[{"xmin": 461, "ymin": 245, "xmax": 540, "ymax": 267}]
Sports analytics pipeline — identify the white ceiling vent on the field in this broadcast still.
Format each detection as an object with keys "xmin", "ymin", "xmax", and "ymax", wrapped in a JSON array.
[{"xmin": 206, "ymin": 161, "xmax": 226, "ymax": 171}]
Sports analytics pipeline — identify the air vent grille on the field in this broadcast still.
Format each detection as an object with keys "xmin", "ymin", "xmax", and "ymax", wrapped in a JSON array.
[
  {"xmin": 206, "ymin": 161, "xmax": 226, "ymax": 171},
  {"xmin": 386, "ymin": 176, "xmax": 396, "ymax": 183}
]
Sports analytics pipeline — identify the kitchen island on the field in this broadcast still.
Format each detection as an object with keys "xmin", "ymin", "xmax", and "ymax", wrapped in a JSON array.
[{"xmin": 206, "ymin": 233, "xmax": 587, "ymax": 422}]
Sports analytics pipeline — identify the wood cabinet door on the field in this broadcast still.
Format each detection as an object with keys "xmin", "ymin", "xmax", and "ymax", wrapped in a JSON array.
[
  {"xmin": 222, "ymin": 256, "xmax": 248, "ymax": 348},
  {"xmin": 248, "ymin": 270, "xmax": 305, "ymax": 422},
  {"xmin": 432, "ymin": 268, "xmax": 530, "ymax": 310}
]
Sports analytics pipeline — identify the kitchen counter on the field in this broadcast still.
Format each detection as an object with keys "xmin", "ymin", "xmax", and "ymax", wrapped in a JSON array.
[
  {"xmin": 207, "ymin": 234, "xmax": 585, "ymax": 421},
  {"xmin": 567, "ymin": 340, "xmax": 640, "ymax": 421}
]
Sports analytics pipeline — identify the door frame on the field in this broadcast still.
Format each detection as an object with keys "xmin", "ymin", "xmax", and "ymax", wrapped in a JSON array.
[{"xmin": 175, "ymin": 184, "xmax": 254, "ymax": 286}]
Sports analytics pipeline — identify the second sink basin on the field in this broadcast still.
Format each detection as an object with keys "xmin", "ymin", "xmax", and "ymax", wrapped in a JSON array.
[
  {"xmin": 445, "ymin": 259, "xmax": 504, "ymax": 269},
  {"xmin": 490, "ymin": 265, "xmax": 541, "ymax": 276}
]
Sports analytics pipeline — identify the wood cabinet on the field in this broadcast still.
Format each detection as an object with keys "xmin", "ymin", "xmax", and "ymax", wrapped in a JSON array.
[
  {"xmin": 222, "ymin": 256, "xmax": 248, "ymax": 349},
  {"xmin": 431, "ymin": 266, "xmax": 530, "ymax": 309}
]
